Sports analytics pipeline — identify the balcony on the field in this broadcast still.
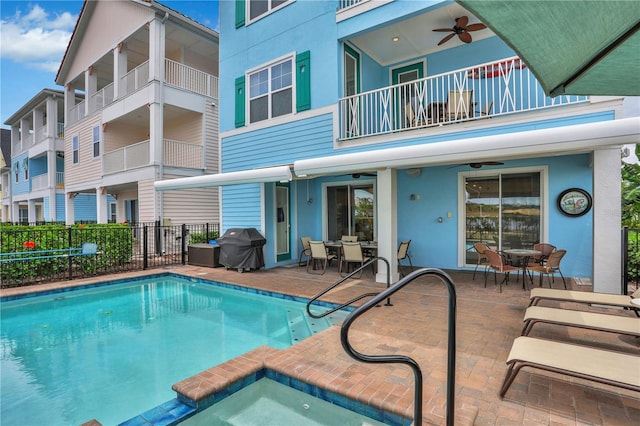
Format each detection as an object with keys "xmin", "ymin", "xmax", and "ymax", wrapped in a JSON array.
[
  {"xmin": 338, "ymin": 57, "xmax": 589, "ymax": 141},
  {"xmin": 102, "ymin": 139, "xmax": 203, "ymax": 175},
  {"xmin": 67, "ymin": 60, "xmax": 218, "ymax": 126}
]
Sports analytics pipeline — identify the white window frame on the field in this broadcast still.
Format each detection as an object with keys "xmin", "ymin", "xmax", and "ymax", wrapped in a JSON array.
[
  {"xmin": 247, "ymin": 53, "xmax": 295, "ymax": 124},
  {"xmin": 247, "ymin": 0, "xmax": 294, "ymax": 24},
  {"xmin": 23, "ymin": 159, "xmax": 28, "ymax": 180},
  {"xmin": 457, "ymin": 165, "xmax": 549, "ymax": 267},
  {"xmin": 92, "ymin": 126, "xmax": 100, "ymax": 158},
  {"xmin": 72, "ymin": 135, "xmax": 79, "ymax": 164}
]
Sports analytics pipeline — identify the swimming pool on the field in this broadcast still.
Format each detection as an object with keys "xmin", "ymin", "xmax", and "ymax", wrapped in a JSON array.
[{"xmin": 0, "ymin": 274, "xmax": 345, "ymax": 425}]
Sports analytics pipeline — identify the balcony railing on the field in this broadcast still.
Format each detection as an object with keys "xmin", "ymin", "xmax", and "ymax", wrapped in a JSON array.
[
  {"xmin": 66, "ymin": 60, "xmax": 217, "ymax": 127},
  {"xmin": 31, "ymin": 173, "xmax": 48, "ymax": 191},
  {"xmin": 338, "ymin": 0, "xmax": 365, "ymax": 11},
  {"xmin": 88, "ymin": 82, "xmax": 115, "ymax": 115},
  {"xmin": 56, "ymin": 172, "xmax": 64, "ymax": 188},
  {"xmin": 165, "ymin": 59, "xmax": 219, "ymax": 99},
  {"xmin": 102, "ymin": 139, "xmax": 203, "ymax": 175},
  {"xmin": 338, "ymin": 56, "xmax": 589, "ymax": 141}
]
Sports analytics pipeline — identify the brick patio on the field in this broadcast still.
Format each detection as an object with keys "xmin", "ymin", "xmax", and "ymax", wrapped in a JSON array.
[{"xmin": 3, "ymin": 264, "xmax": 638, "ymax": 425}]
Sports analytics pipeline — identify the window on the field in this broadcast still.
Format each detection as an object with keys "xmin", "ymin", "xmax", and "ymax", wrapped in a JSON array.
[
  {"xmin": 23, "ymin": 159, "xmax": 28, "ymax": 180},
  {"xmin": 72, "ymin": 135, "xmax": 79, "ymax": 164},
  {"xmin": 14, "ymin": 162, "xmax": 19, "ymax": 183},
  {"xmin": 248, "ymin": 0, "xmax": 290, "ymax": 22},
  {"xmin": 109, "ymin": 202, "xmax": 117, "ymax": 223},
  {"xmin": 464, "ymin": 171, "xmax": 542, "ymax": 265},
  {"xmin": 249, "ymin": 57, "xmax": 293, "ymax": 123},
  {"xmin": 92, "ymin": 126, "xmax": 100, "ymax": 158}
]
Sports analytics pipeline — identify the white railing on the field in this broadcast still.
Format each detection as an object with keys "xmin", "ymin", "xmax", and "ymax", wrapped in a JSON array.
[
  {"xmin": 338, "ymin": 56, "xmax": 589, "ymax": 140},
  {"xmin": 68, "ymin": 100, "xmax": 86, "ymax": 126},
  {"xmin": 88, "ymin": 82, "xmax": 115, "ymax": 115},
  {"xmin": 121, "ymin": 61, "xmax": 150, "ymax": 98},
  {"xmin": 165, "ymin": 59, "xmax": 219, "ymax": 99},
  {"xmin": 103, "ymin": 140, "xmax": 150, "ymax": 175},
  {"xmin": 163, "ymin": 139, "xmax": 203, "ymax": 169},
  {"xmin": 102, "ymin": 138, "xmax": 202, "ymax": 175},
  {"xmin": 338, "ymin": 0, "xmax": 365, "ymax": 10},
  {"xmin": 31, "ymin": 173, "xmax": 48, "ymax": 191},
  {"xmin": 56, "ymin": 172, "xmax": 64, "ymax": 188}
]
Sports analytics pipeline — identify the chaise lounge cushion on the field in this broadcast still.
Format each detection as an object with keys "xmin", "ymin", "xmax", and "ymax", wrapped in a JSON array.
[{"xmin": 522, "ymin": 306, "xmax": 640, "ymax": 337}]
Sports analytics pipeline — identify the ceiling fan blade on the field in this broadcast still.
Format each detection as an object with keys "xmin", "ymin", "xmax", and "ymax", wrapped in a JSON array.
[
  {"xmin": 432, "ymin": 28, "xmax": 454, "ymax": 32},
  {"xmin": 459, "ymin": 31, "xmax": 473, "ymax": 44},
  {"xmin": 468, "ymin": 161, "xmax": 504, "ymax": 168},
  {"xmin": 465, "ymin": 23, "xmax": 487, "ymax": 32},
  {"xmin": 438, "ymin": 33, "xmax": 456, "ymax": 46},
  {"xmin": 455, "ymin": 15, "xmax": 469, "ymax": 28}
]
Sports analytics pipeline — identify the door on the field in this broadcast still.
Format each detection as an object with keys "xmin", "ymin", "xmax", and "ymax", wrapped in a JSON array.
[
  {"xmin": 464, "ymin": 172, "xmax": 541, "ymax": 265},
  {"xmin": 326, "ymin": 183, "xmax": 375, "ymax": 241},
  {"xmin": 276, "ymin": 183, "xmax": 290, "ymax": 261},
  {"xmin": 392, "ymin": 63, "xmax": 424, "ymax": 128},
  {"xmin": 343, "ymin": 44, "xmax": 361, "ymax": 137}
]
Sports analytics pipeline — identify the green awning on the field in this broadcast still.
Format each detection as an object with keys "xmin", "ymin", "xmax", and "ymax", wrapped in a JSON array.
[{"xmin": 457, "ymin": 0, "xmax": 640, "ymax": 96}]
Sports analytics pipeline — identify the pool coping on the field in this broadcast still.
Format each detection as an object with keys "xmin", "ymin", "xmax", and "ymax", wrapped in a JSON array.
[{"xmin": 118, "ymin": 346, "xmax": 411, "ymax": 426}]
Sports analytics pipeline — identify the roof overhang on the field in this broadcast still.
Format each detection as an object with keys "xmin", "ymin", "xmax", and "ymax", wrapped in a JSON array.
[
  {"xmin": 294, "ymin": 118, "xmax": 639, "ymax": 177},
  {"xmin": 154, "ymin": 165, "xmax": 292, "ymax": 191}
]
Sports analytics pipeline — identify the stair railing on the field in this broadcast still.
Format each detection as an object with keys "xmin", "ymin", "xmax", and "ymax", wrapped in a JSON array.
[
  {"xmin": 340, "ymin": 268, "xmax": 457, "ymax": 426},
  {"xmin": 306, "ymin": 256, "xmax": 391, "ymax": 319}
]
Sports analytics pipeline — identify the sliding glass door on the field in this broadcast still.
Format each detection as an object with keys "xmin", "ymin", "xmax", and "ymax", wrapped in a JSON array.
[
  {"xmin": 464, "ymin": 172, "xmax": 541, "ymax": 264},
  {"xmin": 326, "ymin": 183, "xmax": 375, "ymax": 241}
]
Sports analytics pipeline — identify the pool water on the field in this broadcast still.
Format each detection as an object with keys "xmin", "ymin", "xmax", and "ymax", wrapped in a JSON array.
[
  {"xmin": 0, "ymin": 275, "xmax": 344, "ymax": 425},
  {"xmin": 180, "ymin": 378, "xmax": 389, "ymax": 426}
]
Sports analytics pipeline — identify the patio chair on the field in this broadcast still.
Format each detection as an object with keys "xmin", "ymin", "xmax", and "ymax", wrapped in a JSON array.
[
  {"xmin": 484, "ymin": 248, "xmax": 520, "ymax": 292},
  {"xmin": 397, "ymin": 240, "xmax": 413, "ymax": 277},
  {"xmin": 528, "ymin": 243, "xmax": 556, "ymax": 266},
  {"xmin": 447, "ymin": 89, "xmax": 473, "ymax": 121},
  {"xmin": 341, "ymin": 235, "xmax": 358, "ymax": 242},
  {"xmin": 499, "ymin": 336, "xmax": 640, "ymax": 398},
  {"xmin": 340, "ymin": 242, "xmax": 372, "ymax": 278},
  {"xmin": 527, "ymin": 249, "xmax": 567, "ymax": 289},
  {"xmin": 474, "ymin": 100, "xmax": 493, "ymax": 118},
  {"xmin": 472, "ymin": 242, "xmax": 490, "ymax": 280},
  {"xmin": 298, "ymin": 236, "xmax": 312, "ymax": 266},
  {"xmin": 306, "ymin": 241, "xmax": 337, "ymax": 275}
]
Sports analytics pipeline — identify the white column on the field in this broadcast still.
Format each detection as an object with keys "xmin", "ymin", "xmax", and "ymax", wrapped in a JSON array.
[
  {"xmin": 64, "ymin": 84, "xmax": 75, "ymax": 125},
  {"xmin": 85, "ymin": 67, "xmax": 97, "ymax": 115},
  {"xmin": 376, "ymin": 168, "xmax": 399, "ymax": 283},
  {"xmin": 96, "ymin": 187, "xmax": 108, "ymax": 224},
  {"xmin": 33, "ymin": 108, "xmax": 43, "ymax": 141},
  {"xmin": 65, "ymin": 193, "xmax": 75, "ymax": 225},
  {"xmin": 48, "ymin": 151, "xmax": 57, "ymax": 221},
  {"xmin": 592, "ymin": 148, "xmax": 622, "ymax": 294},
  {"xmin": 28, "ymin": 199, "xmax": 37, "ymax": 223},
  {"xmin": 11, "ymin": 202, "xmax": 19, "ymax": 223},
  {"xmin": 113, "ymin": 44, "xmax": 128, "ymax": 98},
  {"xmin": 47, "ymin": 97, "xmax": 58, "ymax": 138}
]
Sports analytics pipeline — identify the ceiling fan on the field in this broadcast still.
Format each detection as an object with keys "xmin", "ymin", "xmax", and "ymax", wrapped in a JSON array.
[
  {"xmin": 450, "ymin": 161, "xmax": 504, "ymax": 169},
  {"xmin": 344, "ymin": 172, "xmax": 377, "ymax": 179},
  {"xmin": 432, "ymin": 16, "xmax": 486, "ymax": 46}
]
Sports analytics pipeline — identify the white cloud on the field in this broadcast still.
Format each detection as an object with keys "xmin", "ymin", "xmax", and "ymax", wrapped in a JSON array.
[{"xmin": 0, "ymin": 4, "xmax": 76, "ymax": 65}]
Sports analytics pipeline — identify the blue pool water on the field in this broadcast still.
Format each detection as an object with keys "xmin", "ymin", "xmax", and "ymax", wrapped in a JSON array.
[{"xmin": 0, "ymin": 274, "xmax": 344, "ymax": 425}]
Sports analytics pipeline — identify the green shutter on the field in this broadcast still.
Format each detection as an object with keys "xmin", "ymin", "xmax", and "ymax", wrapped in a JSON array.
[
  {"xmin": 235, "ymin": 0, "xmax": 245, "ymax": 28},
  {"xmin": 296, "ymin": 51, "xmax": 311, "ymax": 112},
  {"xmin": 235, "ymin": 75, "xmax": 246, "ymax": 128}
]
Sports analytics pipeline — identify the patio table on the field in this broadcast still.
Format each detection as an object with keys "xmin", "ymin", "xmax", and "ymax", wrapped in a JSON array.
[{"xmin": 503, "ymin": 249, "xmax": 541, "ymax": 290}]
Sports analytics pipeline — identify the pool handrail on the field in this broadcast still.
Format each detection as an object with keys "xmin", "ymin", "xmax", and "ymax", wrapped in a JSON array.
[
  {"xmin": 305, "ymin": 256, "xmax": 391, "ymax": 319},
  {"xmin": 340, "ymin": 267, "xmax": 457, "ymax": 426}
]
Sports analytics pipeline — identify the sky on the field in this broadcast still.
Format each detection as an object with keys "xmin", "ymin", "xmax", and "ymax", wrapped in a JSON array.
[{"xmin": 0, "ymin": 0, "xmax": 219, "ymax": 128}]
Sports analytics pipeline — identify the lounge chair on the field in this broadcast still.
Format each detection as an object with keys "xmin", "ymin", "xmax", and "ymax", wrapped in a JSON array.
[
  {"xmin": 397, "ymin": 240, "xmax": 413, "ymax": 277},
  {"xmin": 521, "ymin": 306, "xmax": 640, "ymax": 337},
  {"xmin": 529, "ymin": 287, "xmax": 640, "ymax": 316},
  {"xmin": 500, "ymin": 336, "xmax": 640, "ymax": 398}
]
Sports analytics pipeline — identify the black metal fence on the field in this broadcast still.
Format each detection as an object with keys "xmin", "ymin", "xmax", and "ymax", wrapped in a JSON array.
[
  {"xmin": 623, "ymin": 226, "xmax": 640, "ymax": 294},
  {"xmin": 0, "ymin": 222, "xmax": 219, "ymax": 288}
]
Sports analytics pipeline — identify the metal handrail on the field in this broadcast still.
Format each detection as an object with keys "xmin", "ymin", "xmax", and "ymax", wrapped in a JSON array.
[
  {"xmin": 340, "ymin": 268, "xmax": 457, "ymax": 426},
  {"xmin": 306, "ymin": 256, "xmax": 391, "ymax": 319}
]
